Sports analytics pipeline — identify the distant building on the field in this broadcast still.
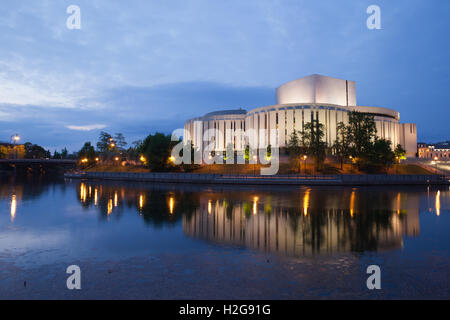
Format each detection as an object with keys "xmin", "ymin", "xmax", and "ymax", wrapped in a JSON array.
[
  {"xmin": 185, "ymin": 74, "xmax": 418, "ymax": 157},
  {"xmin": 418, "ymin": 142, "xmax": 450, "ymax": 160}
]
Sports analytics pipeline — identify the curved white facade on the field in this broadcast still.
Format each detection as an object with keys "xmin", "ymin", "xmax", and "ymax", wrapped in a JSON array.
[{"xmin": 184, "ymin": 75, "xmax": 417, "ymax": 157}]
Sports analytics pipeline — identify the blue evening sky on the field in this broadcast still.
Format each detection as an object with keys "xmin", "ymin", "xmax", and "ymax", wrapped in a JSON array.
[{"xmin": 0, "ymin": 0, "xmax": 449, "ymax": 152}]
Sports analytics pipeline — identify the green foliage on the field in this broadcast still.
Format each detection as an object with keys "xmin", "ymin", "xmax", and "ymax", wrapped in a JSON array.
[
  {"xmin": 347, "ymin": 111, "xmax": 377, "ymax": 157},
  {"xmin": 302, "ymin": 121, "xmax": 327, "ymax": 171},
  {"xmin": 244, "ymin": 145, "xmax": 250, "ymax": 161},
  {"xmin": 139, "ymin": 132, "xmax": 177, "ymax": 171},
  {"xmin": 287, "ymin": 121, "xmax": 327, "ymax": 172},
  {"xmin": 394, "ymin": 144, "xmax": 406, "ymax": 162},
  {"xmin": 96, "ymin": 131, "xmax": 113, "ymax": 153},
  {"xmin": 266, "ymin": 144, "xmax": 272, "ymax": 158},
  {"xmin": 78, "ymin": 142, "xmax": 97, "ymax": 159},
  {"xmin": 363, "ymin": 138, "xmax": 395, "ymax": 173},
  {"xmin": 342, "ymin": 112, "xmax": 396, "ymax": 172},
  {"xmin": 114, "ymin": 133, "xmax": 127, "ymax": 151},
  {"xmin": 332, "ymin": 122, "xmax": 351, "ymax": 169},
  {"xmin": 23, "ymin": 142, "xmax": 51, "ymax": 159},
  {"xmin": 53, "ymin": 147, "xmax": 69, "ymax": 159}
]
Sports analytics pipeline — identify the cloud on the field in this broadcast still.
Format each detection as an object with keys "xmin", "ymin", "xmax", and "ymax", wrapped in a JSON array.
[
  {"xmin": 66, "ymin": 124, "xmax": 107, "ymax": 131},
  {"xmin": 0, "ymin": 0, "xmax": 449, "ymax": 146}
]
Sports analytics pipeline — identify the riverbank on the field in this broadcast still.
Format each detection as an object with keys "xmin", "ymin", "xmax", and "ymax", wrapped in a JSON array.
[{"xmin": 65, "ymin": 171, "xmax": 450, "ymax": 186}]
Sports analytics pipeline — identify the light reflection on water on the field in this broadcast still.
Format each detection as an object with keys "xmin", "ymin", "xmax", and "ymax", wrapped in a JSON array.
[{"xmin": 1, "ymin": 176, "xmax": 448, "ymax": 262}]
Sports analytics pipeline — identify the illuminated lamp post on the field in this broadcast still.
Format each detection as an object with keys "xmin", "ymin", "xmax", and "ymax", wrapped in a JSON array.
[
  {"xmin": 433, "ymin": 156, "xmax": 439, "ymax": 174},
  {"xmin": 10, "ymin": 134, "xmax": 20, "ymax": 159},
  {"xmin": 303, "ymin": 155, "xmax": 307, "ymax": 175}
]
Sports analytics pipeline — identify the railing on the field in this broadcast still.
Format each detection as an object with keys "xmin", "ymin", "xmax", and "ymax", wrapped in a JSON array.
[{"xmin": 72, "ymin": 171, "xmax": 450, "ymax": 185}]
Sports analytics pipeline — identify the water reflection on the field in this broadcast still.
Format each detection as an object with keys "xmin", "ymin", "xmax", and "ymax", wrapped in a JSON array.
[
  {"xmin": 10, "ymin": 194, "xmax": 16, "ymax": 221},
  {"xmin": 70, "ymin": 181, "xmax": 449, "ymax": 255},
  {"xmin": 1, "ymin": 176, "xmax": 448, "ymax": 257},
  {"xmin": 182, "ymin": 189, "xmax": 423, "ymax": 256},
  {"xmin": 75, "ymin": 181, "xmax": 198, "ymax": 226}
]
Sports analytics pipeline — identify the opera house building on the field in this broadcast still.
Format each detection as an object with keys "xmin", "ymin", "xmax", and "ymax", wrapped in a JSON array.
[{"xmin": 184, "ymin": 74, "xmax": 417, "ymax": 157}]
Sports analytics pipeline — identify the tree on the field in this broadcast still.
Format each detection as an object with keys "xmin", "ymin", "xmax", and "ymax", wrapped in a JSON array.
[
  {"xmin": 332, "ymin": 122, "xmax": 351, "ymax": 169},
  {"xmin": 78, "ymin": 142, "xmax": 97, "ymax": 165},
  {"xmin": 266, "ymin": 144, "xmax": 272, "ymax": 159},
  {"xmin": 114, "ymin": 133, "xmax": 127, "ymax": 151},
  {"xmin": 23, "ymin": 142, "xmax": 48, "ymax": 159},
  {"xmin": 61, "ymin": 147, "xmax": 68, "ymax": 159},
  {"xmin": 224, "ymin": 143, "xmax": 234, "ymax": 162},
  {"xmin": 301, "ymin": 121, "xmax": 327, "ymax": 172},
  {"xmin": 287, "ymin": 130, "xmax": 302, "ymax": 172},
  {"xmin": 244, "ymin": 145, "xmax": 250, "ymax": 162},
  {"xmin": 96, "ymin": 131, "xmax": 114, "ymax": 153},
  {"xmin": 126, "ymin": 140, "xmax": 142, "ymax": 162},
  {"xmin": 394, "ymin": 144, "xmax": 406, "ymax": 163},
  {"xmin": 347, "ymin": 111, "xmax": 377, "ymax": 159},
  {"xmin": 366, "ymin": 138, "xmax": 395, "ymax": 173},
  {"xmin": 139, "ymin": 133, "xmax": 176, "ymax": 171}
]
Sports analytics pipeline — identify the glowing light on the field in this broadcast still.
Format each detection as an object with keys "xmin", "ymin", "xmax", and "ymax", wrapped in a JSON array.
[
  {"xmin": 253, "ymin": 196, "xmax": 259, "ymax": 215},
  {"xmin": 140, "ymin": 155, "xmax": 146, "ymax": 162},
  {"xmin": 95, "ymin": 157, "xmax": 99, "ymax": 162},
  {"xmin": 397, "ymin": 193, "xmax": 401, "ymax": 215},
  {"xmin": 139, "ymin": 194, "xmax": 145, "ymax": 211},
  {"xmin": 114, "ymin": 191, "xmax": 118, "ymax": 207},
  {"xmin": 10, "ymin": 194, "xmax": 16, "ymax": 222},
  {"xmin": 169, "ymin": 197, "xmax": 174, "ymax": 214},
  {"xmin": 350, "ymin": 190, "xmax": 356, "ymax": 217},
  {"xmin": 169, "ymin": 156, "xmax": 175, "ymax": 163},
  {"xmin": 94, "ymin": 188, "xmax": 98, "ymax": 206},
  {"xmin": 303, "ymin": 190, "xmax": 310, "ymax": 216},
  {"xmin": 208, "ymin": 200, "xmax": 212, "ymax": 215},
  {"xmin": 80, "ymin": 183, "xmax": 87, "ymax": 202},
  {"xmin": 107, "ymin": 199, "xmax": 113, "ymax": 215},
  {"xmin": 114, "ymin": 157, "xmax": 119, "ymax": 161},
  {"xmin": 89, "ymin": 186, "xmax": 92, "ymax": 197},
  {"xmin": 436, "ymin": 191, "xmax": 440, "ymax": 216}
]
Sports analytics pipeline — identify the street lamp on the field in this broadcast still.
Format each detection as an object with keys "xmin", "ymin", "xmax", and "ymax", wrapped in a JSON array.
[
  {"xmin": 10, "ymin": 134, "xmax": 20, "ymax": 159},
  {"xmin": 434, "ymin": 156, "xmax": 439, "ymax": 174},
  {"xmin": 302, "ymin": 155, "xmax": 307, "ymax": 175}
]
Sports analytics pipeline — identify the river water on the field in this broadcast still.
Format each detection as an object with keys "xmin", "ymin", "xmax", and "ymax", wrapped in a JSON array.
[{"xmin": 0, "ymin": 176, "xmax": 449, "ymax": 299}]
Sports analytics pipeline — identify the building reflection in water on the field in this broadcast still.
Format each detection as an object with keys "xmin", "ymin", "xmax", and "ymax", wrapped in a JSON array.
[
  {"xmin": 183, "ymin": 189, "xmax": 422, "ymax": 256},
  {"xmin": 74, "ymin": 181, "xmax": 197, "ymax": 226},
  {"xmin": 69, "ymin": 181, "xmax": 450, "ymax": 256}
]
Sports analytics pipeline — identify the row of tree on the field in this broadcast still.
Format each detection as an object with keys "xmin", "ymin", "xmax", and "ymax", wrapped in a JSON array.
[
  {"xmin": 287, "ymin": 111, "xmax": 406, "ymax": 173},
  {"xmin": 0, "ymin": 142, "xmax": 72, "ymax": 160},
  {"xmin": 78, "ymin": 131, "xmax": 180, "ymax": 171}
]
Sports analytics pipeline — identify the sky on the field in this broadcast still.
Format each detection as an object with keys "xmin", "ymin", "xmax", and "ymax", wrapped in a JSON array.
[{"xmin": 0, "ymin": 0, "xmax": 449, "ymax": 152}]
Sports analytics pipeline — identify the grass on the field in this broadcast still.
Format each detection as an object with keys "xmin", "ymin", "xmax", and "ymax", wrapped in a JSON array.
[
  {"xmin": 387, "ymin": 164, "xmax": 434, "ymax": 175},
  {"xmin": 84, "ymin": 165, "xmax": 149, "ymax": 173},
  {"xmin": 80, "ymin": 163, "xmax": 435, "ymax": 175}
]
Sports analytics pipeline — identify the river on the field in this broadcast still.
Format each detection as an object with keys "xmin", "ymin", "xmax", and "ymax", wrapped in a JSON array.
[{"xmin": 0, "ymin": 176, "xmax": 449, "ymax": 299}]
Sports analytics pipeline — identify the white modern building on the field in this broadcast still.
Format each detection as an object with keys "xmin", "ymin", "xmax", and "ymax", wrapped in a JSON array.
[{"xmin": 184, "ymin": 74, "xmax": 417, "ymax": 157}]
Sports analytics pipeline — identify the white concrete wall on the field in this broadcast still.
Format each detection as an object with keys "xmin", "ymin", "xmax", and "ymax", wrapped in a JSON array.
[{"xmin": 276, "ymin": 74, "xmax": 357, "ymax": 107}]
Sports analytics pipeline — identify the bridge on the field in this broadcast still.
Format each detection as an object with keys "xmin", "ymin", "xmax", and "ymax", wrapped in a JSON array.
[{"xmin": 0, "ymin": 159, "xmax": 77, "ymax": 174}]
